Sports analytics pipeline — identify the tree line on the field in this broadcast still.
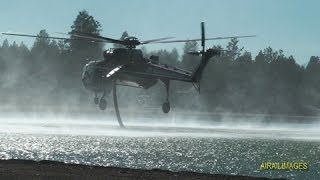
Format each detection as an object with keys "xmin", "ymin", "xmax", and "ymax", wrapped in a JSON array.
[{"xmin": 0, "ymin": 10, "xmax": 320, "ymax": 116}]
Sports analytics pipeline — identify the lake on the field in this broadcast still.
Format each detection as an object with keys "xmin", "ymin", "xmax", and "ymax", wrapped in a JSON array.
[{"xmin": 0, "ymin": 114, "xmax": 319, "ymax": 180}]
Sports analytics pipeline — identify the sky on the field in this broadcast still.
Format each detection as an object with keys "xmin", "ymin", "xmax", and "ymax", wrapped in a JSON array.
[{"xmin": 0, "ymin": 0, "xmax": 319, "ymax": 65}]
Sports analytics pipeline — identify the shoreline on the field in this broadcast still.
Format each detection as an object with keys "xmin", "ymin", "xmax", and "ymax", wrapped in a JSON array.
[{"xmin": 0, "ymin": 159, "xmax": 287, "ymax": 180}]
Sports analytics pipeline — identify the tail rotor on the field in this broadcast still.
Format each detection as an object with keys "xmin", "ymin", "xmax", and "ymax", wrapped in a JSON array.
[{"xmin": 201, "ymin": 22, "xmax": 205, "ymax": 53}]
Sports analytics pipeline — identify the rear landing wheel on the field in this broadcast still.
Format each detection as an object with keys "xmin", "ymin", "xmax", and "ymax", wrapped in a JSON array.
[
  {"xmin": 94, "ymin": 97, "xmax": 99, "ymax": 105},
  {"xmin": 162, "ymin": 102, "xmax": 170, "ymax": 113},
  {"xmin": 99, "ymin": 99, "xmax": 107, "ymax": 110}
]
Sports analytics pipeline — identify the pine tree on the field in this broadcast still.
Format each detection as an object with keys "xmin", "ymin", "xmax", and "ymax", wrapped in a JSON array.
[
  {"xmin": 181, "ymin": 40, "xmax": 199, "ymax": 70},
  {"xmin": 68, "ymin": 10, "xmax": 104, "ymax": 58},
  {"xmin": 226, "ymin": 38, "xmax": 243, "ymax": 61}
]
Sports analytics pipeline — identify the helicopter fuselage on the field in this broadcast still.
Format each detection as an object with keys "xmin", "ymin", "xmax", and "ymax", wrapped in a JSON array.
[{"xmin": 81, "ymin": 48, "xmax": 193, "ymax": 94}]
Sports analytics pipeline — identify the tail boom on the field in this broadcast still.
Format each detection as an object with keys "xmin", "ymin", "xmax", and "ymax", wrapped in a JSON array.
[{"xmin": 191, "ymin": 48, "xmax": 220, "ymax": 82}]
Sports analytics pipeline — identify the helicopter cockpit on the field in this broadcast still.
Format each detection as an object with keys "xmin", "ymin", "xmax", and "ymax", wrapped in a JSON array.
[{"xmin": 82, "ymin": 61, "xmax": 95, "ymax": 90}]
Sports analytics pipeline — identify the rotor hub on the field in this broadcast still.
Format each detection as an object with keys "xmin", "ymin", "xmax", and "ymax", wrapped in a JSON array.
[{"xmin": 123, "ymin": 37, "xmax": 141, "ymax": 49}]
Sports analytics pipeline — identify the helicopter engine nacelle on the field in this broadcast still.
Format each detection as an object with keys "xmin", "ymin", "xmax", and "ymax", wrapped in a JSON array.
[{"xmin": 150, "ymin": 55, "xmax": 159, "ymax": 64}]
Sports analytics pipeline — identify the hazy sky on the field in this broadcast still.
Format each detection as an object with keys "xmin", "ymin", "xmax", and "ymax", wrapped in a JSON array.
[{"xmin": 0, "ymin": 0, "xmax": 319, "ymax": 64}]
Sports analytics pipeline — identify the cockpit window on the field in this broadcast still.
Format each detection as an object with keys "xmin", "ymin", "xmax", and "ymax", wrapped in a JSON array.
[
  {"xmin": 82, "ymin": 64, "xmax": 88, "ymax": 78},
  {"xmin": 82, "ymin": 61, "xmax": 95, "ymax": 79},
  {"xmin": 87, "ymin": 62, "xmax": 95, "ymax": 74}
]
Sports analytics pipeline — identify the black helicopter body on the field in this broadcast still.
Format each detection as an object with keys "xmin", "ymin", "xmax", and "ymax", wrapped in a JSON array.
[
  {"xmin": 81, "ymin": 46, "xmax": 219, "ymax": 114},
  {"xmin": 2, "ymin": 22, "xmax": 254, "ymax": 127},
  {"xmin": 82, "ymin": 47, "xmax": 194, "ymax": 93}
]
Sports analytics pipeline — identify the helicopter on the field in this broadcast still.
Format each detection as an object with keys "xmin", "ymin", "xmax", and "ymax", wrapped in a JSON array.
[{"xmin": 2, "ymin": 22, "xmax": 255, "ymax": 127}]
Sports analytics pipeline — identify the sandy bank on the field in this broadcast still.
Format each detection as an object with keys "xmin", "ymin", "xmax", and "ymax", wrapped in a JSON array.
[{"xmin": 0, "ymin": 159, "xmax": 288, "ymax": 180}]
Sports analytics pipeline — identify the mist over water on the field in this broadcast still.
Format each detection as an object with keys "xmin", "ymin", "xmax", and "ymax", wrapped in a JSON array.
[
  {"xmin": 0, "ymin": 111, "xmax": 320, "ymax": 139},
  {"xmin": 1, "ymin": 110, "xmax": 320, "ymax": 140},
  {"xmin": 0, "ymin": 111, "xmax": 320, "ymax": 180}
]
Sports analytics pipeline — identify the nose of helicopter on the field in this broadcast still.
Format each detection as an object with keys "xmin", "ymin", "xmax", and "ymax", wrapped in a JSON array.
[
  {"xmin": 82, "ymin": 74, "xmax": 91, "ymax": 90},
  {"xmin": 81, "ymin": 63, "xmax": 93, "ymax": 90}
]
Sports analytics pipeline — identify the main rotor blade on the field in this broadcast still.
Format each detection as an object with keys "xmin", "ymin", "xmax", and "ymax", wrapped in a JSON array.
[
  {"xmin": 56, "ymin": 32, "xmax": 113, "ymax": 43},
  {"xmin": 72, "ymin": 31, "xmax": 124, "ymax": 44},
  {"xmin": 2, "ymin": 32, "xmax": 105, "ymax": 43},
  {"xmin": 2, "ymin": 32, "xmax": 75, "ymax": 41},
  {"xmin": 149, "ymin": 35, "xmax": 256, "ymax": 44},
  {"xmin": 141, "ymin": 37, "xmax": 175, "ymax": 44}
]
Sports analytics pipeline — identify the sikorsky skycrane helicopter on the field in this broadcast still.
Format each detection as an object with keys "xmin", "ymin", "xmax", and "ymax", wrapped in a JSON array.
[{"xmin": 2, "ymin": 22, "xmax": 255, "ymax": 127}]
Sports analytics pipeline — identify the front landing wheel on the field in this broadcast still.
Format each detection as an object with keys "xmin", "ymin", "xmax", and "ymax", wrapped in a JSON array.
[
  {"xmin": 162, "ymin": 102, "xmax": 170, "ymax": 113},
  {"xmin": 99, "ymin": 99, "xmax": 107, "ymax": 110}
]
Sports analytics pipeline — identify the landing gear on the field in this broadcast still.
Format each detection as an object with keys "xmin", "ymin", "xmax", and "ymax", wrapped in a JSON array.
[
  {"xmin": 161, "ymin": 79, "xmax": 171, "ymax": 113},
  {"xmin": 99, "ymin": 98, "xmax": 107, "ymax": 110},
  {"xmin": 92, "ymin": 84, "xmax": 124, "ymax": 127},
  {"xmin": 162, "ymin": 101, "xmax": 170, "ymax": 113},
  {"xmin": 98, "ymin": 90, "xmax": 107, "ymax": 110},
  {"xmin": 94, "ymin": 97, "xmax": 99, "ymax": 105},
  {"xmin": 94, "ymin": 92, "xmax": 99, "ymax": 105}
]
